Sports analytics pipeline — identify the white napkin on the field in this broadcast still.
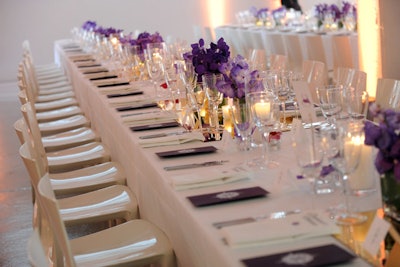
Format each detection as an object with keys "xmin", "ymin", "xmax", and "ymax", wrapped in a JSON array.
[
  {"xmin": 220, "ymin": 211, "xmax": 340, "ymax": 248},
  {"xmin": 170, "ymin": 165, "xmax": 252, "ymax": 190},
  {"xmin": 91, "ymin": 78, "xmax": 130, "ymax": 87},
  {"xmin": 109, "ymin": 97, "xmax": 155, "ymax": 108},
  {"xmin": 122, "ymin": 111, "xmax": 177, "ymax": 124},
  {"xmin": 138, "ymin": 131, "xmax": 204, "ymax": 148}
]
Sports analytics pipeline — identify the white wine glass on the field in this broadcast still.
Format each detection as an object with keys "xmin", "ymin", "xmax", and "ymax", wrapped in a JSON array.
[{"xmin": 330, "ymin": 121, "xmax": 366, "ymax": 225}]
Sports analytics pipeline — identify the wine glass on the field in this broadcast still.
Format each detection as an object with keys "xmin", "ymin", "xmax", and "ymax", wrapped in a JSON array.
[
  {"xmin": 186, "ymin": 81, "xmax": 205, "ymax": 131},
  {"xmin": 230, "ymin": 101, "xmax": 253, "ymax": 152},
  {"xmin": 203, "ymin": 73, "xmax": 224, "ymax": 136},
  {"xmin": 291, "ymin": 119, "xmax": 330, "ymax": 195},
  {"xmin": 329, "ymin": 121, "xmax": 366, "ymax": 225},
  {"xmin": 144, "ymin": 43, "xmax": 168, "ymax": 99},
  {"xmin": 248, "ymin": 91, "xmax": 280, "ymax": 169},
  {"xmin": 316, "ymin": 85, "xmax": 346, "ymax": 126}
]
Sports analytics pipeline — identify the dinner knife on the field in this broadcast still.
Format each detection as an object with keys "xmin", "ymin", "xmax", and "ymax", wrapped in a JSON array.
[
  {"xmin": 213, "ymin": 209, "xmax": 302, "ymax": 229},
  {"xmin": 139, "ymin": 130, "xmax": 188, "ymax": 139},
  {"xmin": 163, "ymin": 160, "xmax": 228, "ymax": 171}
]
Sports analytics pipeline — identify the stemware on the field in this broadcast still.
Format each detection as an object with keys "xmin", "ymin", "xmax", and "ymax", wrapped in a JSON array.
[
  {"xmin": 230, "ymin": 101, "xmax": 253, "ymax": 151},
  {"xmin": 248, "ymin": 92, "xmax": 280, "ymax": 169},
  {"xmin": 186, "ymin": 81, "xmax": 205, "ymax": 131},
  {"xmin": 144, "ymin": 43, "xmax": 168, "ymax": 99},
  {"xmin": 316, "ymin": 85, "xmax": 346, "ymax": 126},
  {"xmin": 203, "ymin": 73, "xmax": 224, "ymax": 136},
  {"xmin": 291, "ymin": 120, "xmax": 324, "ymax": 190},
  {"xmin": 329, "ymin": 121, "xmax": 366, "ymax": 225}
]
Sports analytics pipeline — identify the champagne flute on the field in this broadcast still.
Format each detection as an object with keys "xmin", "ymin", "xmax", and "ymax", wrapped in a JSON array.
[
  {"xmin": 203, "ymin": 73, "xmax": 224, "ymax": 136},
  {"xmin": 330, "ymin": 121, "xmax": 366, "ymax": 225},
  {"xmin": 248, "ymin": 91, "xmax": 279, "ymax": 169}
]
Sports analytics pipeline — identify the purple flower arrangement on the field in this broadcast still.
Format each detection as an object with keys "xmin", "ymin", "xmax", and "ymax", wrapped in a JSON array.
[
  {"xmin": 364, "ymin": 104, "xmax": 400, "ymax": 182},
  {"xmin": 217, "ymin": 55, "xmax": 263, "ymax": 99},
  {"xmin": 186, "ymin": 38, "xmax": 230, "ymax": 82},
  {"xmin": 128, "ymin": 32, "xmax": 164, "ymax": 54},
  {"xmin": 314, "ymin": 1, "xmax": 357, "ymax": 23},
  {"xmin": 249, "ymin": 6, "xmax": 269, "ymax": 20}
]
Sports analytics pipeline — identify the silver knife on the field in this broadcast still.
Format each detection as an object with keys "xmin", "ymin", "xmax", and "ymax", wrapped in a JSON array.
[
  {"xmin": 139, "ymin": 130, "xmax": 188, "ymax": 139},
  {"xmin": 213, "ymin": 209, "xmax": 302, "ymax": 229},
  {"xmin": 164, "ymin": 160, "xmax": 228, "ymax": 171}
]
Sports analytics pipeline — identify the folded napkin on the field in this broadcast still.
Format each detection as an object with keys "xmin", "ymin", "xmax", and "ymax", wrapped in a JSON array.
[
  {"xmin": 109, "ymin": 97, "xmax": 155, "ymax": 108},
  {"xmin": 220, "ymin": 211, "xmax": 340, "ymax": 248},
  {"xmin": 122, "ymin": 111, "xmax": 177, "ymax": 124},
  {"xmin": 138, "ymin": 131, "xmax": 204, "ymax": 148},
  {"xmin": 170, "ymin": 165, "xmax": 252, "ymax": 190},
  {"xmin": 99, "ymin": 85, "xmax": 139, "ymax": 95}
]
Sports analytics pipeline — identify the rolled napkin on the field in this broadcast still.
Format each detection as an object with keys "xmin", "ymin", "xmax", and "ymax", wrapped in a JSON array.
[
  {"xmin": 170, "ymin": 165, "xmax": 252, "ymax": 190},
  {"xmin": 220, "ymin": 210, "xmax": 340, "ymax": 248},
  {"xmin": 138, "ymin": 131, "xmax": 204, "ymax": 148}
]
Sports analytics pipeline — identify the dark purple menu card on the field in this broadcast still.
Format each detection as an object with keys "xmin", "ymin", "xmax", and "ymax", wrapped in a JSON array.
[
  {"xmin": 188, "ymin": 186, "xmax": 268, "ymax": 207},
  {"xmin": 242, "ymin": 244, "xmax": 355, "ymax": 267}
]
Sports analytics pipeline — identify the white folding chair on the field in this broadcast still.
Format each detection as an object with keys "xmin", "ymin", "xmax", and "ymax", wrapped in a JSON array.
[
  {"xmin": 37, "ymin": 174, "xmax": 175, "ymax": 267},
  {"xmin": 282, "ymin": 34, "xmax": 304, "ymax": 72}
]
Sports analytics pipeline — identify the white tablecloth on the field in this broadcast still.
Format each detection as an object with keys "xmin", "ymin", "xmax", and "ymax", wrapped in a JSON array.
[
  {"xmin": 214, "ymin": 25, "xmax": 359, "ymax": 72},
  {"xmin": 56, "ymin": 39, "xmax": 379, "ymax": 267}
]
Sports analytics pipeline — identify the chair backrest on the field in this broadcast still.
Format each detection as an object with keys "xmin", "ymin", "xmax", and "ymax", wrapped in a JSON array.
[
  {"xmin": 332, "ymin": 35, "xmax": 355, "ymax": 70},
  {"xmin": 282, "ymin": 34, "xmax": 304, "ymax": 72},
  {"xmin": 249, "ymin": 49, "xmax": 268, "ymax": 71},
  {"xmin": 376, "ymin": 78, "xmax": 400, "ymax": 111},
  {"xmin": 333, "ymin": 67, "xmax": 367, "ymax": 92},
  {"xmin": 38, "ymin": 174, "xmax": 76, "ymax": 267},
  {"xmin": 20, "ymin": 102, "xmax": 49, "ymax": 176},
  {"xmin": 304, "ymin": 35, "xmax": 329, "ymax": 71},
  {"xmin": 27, "ymin": 229, "xmax": 50, "ymax": 267},
  {"xmin": 14, "ymin": 118, "xmax": 26, "ymax": 145}
]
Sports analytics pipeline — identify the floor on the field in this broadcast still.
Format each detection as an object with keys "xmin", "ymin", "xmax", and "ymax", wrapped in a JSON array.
[{"xmin": 0, "ymin": 81, "xmax": 32, "ymax": 267}]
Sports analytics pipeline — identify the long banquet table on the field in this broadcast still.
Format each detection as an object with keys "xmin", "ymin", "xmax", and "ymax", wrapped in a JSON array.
[
  {"xmin": 214, "ymin": 25, "xmax": 358, "ymax": 72},
  {"xmin": 56, "ymin": 39, "xmax": 381, "ymax": 267}
]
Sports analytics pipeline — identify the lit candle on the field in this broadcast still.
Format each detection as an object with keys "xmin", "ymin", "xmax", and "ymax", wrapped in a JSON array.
[{"xmin": 254, "ymin": 101, "xmax": 271, "ymax": 120}]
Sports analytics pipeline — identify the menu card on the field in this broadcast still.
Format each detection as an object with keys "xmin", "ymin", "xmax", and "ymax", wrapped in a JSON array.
[
  {"xmin": 187, "ymin": 186, "xmax": 268, "ymax": 207},
  {"xmin": 292, "ymin": 81, "xmax": 318, "ymax": 124},
  {"xmin": 242, "ymin": 244, "xmax": 355, "ymax": 267},
  {"xmin": 156, "ymin": 146, "xmax": 217, "ymax": 158}
]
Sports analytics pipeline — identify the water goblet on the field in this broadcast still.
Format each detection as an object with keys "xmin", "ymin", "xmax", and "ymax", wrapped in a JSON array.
[
  {"xmin": 248, "ymin": 91, "xmax": 280, "ymax": 169},
  {"xmin": 186, "ymin": 81, "xmax": 205, "ymax": 131}
]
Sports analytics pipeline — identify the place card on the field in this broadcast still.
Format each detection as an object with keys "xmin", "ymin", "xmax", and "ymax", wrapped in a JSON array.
[
  {"xmin": 362, "ymin": 214, "xmax": 391, "ymax": 256},
  {"xmin": 292, "ymin": 81, "xmax": 318, "ymax": 124},
  {"xmin": 156, "ymin": 145, "xmax": 217, "ymax": 158},
  {"xmin": 107, "ymin": 91, "xmax": 143, "ymax": 98},
  {"xmin": 187, "ymin": 186, "xmax": 268, "ymax": 207},
  {"xmin": 242, "ymin": 244, "xmax": 355, "ymax": 267},
  {"xmin": 116, "ymin": 102, "xmax": 158, "ymax": 111},
  {"xmin": 130, "ymin": 121, "xmax": 180, "ymax": 131}
]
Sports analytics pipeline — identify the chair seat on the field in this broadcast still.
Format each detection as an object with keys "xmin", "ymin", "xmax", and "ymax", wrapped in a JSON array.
[
  {"xmin": 38, "ymin": 84, "xmax": 73, "ymax": 95},
  {"xmin": 38, "ymin": 114, "xmax": 90, "ymax": 136},
  {"xmin": 36, "ymin": 90, "xmax": 75, "ymax": 103},
  {"xmin": 42, "ymin": 127, "xmax": 99, "ymax": 152},
  {"xmin": 50, "ymin": 161, "xmax": 126, "ymax": 195},
  {"xmin": 38, "ymin": 75, "xmax": 68, "ymax": 85},
  {"xmin": 70, "ymin": 219, "xmax": 174, "ymax": 267},
  {"xmin": 47, "ymin": 142, "xmax": 110, "ymax": 173},
  {"xmin": 34, "ymin": 97, "xmax": 79, "ymax": 112},
  {"xmin": 59, "ymin": 185, "xmax": 138, "ymax": 225},
  {"xmin": 36, "ymin": 105, "xmax": 83, "ymax": 122}
]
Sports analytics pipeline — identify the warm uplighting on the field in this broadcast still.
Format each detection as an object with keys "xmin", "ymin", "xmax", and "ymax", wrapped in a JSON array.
[
  {"xmin": 206, "ymin": 0, "xmax": 225, "ymax": 30},
  {"xmin": 357, "ymin": 0, "xmax": 381, "ymax": 98}
]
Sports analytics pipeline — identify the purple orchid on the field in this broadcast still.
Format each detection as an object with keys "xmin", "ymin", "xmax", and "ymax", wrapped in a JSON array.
[
  {"xmin": 364, "ymin": 103, "xmax": 400, "ymax": 182},
  {"xmin": 189, "ymin": 38, "xmax": 230, "ymax": 82}
]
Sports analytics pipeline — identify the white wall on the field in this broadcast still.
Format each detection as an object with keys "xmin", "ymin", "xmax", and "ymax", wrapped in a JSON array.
[{"xmin": 0, "ymin": 0, "xmax": 281, "ymax": 83}]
